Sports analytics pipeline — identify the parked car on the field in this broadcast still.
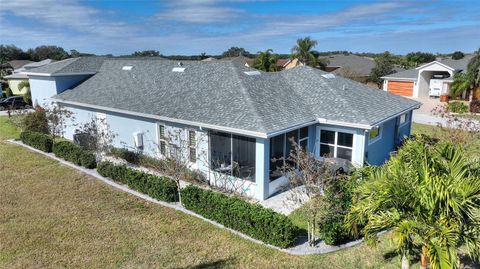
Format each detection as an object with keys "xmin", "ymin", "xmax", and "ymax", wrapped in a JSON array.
[{"xmin": 0, "ymin": 96, "xmax": 29, "ymax": 110}]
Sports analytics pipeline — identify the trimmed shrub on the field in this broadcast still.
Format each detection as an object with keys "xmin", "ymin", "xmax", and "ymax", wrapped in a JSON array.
[
  {"xmin": 446, "ymin": 101, "xmax": 468, "ymax": 114},
  {"xmin": 181, "ymin": 185, "xmax": 297, "ymax": 248},
  {"xmin": 23, "ymin": 108, "xmax": 49, "ymax": 134},
  {"xmin": 111, "ymin": 148, "xmax": 141, "ymax": 164},
  {"xmin": 20, "ymin": 131, "xmax": 53, "ymax": 152},
  {"xmin": 53, "ymin": 141, "xmax": 97, "ymax": 169},
  {"xmin": 470, "ymin": 100, "xmax": 480, "ymax": 114},
  {"xmin": 97, "ymin": 161, "xmax": 178, "ymax": 203}
]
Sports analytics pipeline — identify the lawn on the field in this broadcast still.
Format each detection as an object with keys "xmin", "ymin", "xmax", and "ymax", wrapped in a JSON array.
[
  {"xmin": 412, "ymin": 122, "xmax": 480, "ymax": 156},
  {"xmin": 0, "ymin": 117, "xmax": 404, "ymax": 268}
]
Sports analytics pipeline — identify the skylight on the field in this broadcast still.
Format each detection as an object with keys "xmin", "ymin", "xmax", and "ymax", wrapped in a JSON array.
[
  {"xmin": 244, "ymin": 71, "xmax": 261, "ymax": 76},
  {"xmin": 321, "ymin": 73, "xmax": 335, "ymax": 79},
  {"xmin": 122, "ymin": 66, "xmax": 133, "ymax": 71},
  {"xmin": 172, "ymin": 67, "xmax": 186, "ymax": 72}
]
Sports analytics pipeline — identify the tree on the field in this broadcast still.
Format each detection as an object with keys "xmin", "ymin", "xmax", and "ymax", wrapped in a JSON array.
[
  {"xmin": 27, "ymin": 45, "xmax": 69, "ymax": 61},
  {"xmin": 43, "ymin": 104, "xmax": 75, "ymax": 139},
  {"xmin": 23, "ymin": 106, "xmax": 49, "ymax": 133},
  {"xmin": 199, "ymin": 52, "xmax": 208, "ymax": 60},
  {"xmin": 404, "ymin": 52, "xmax": 436, "ymax": 68},
  {"xmin": 283, "ymin": 140, "xmax": 338, "ymax": 246},
  {"xmin": 221, "ymin": 47, "xmax": 251, "ymax": 58},
  {"xmin": 451, "ymin": 51, "xmax": 465, "ymax": 60},
  {"xmin": 131, "ymin": 50, "xmax": 161, "ymax": 57},
  {"xmin": 450, "ymin": 49, "xmax": 480, "ymax": 100},
  {"xmin": 291, "ymin": 37, "xmax": 318, "ymax": 67},
  {"xmin": 251, "ymin": 49, "xmax": 278, "ymax": 72},
  {"xmin": 369, "ymin": 51, "xmax": 396, "ymax": 86},
  {"xmin": 347, "ymin": 139, "xmax": 480, "ymax": 269},
  {"xmin": 74, "ymin": 116, "xmax": 116, "ymax": 160},
  {"xmin": 0, "ymin": 44, "xmax": 29, "ymax": 62}
]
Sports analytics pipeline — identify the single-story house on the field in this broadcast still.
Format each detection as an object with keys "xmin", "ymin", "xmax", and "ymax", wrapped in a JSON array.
[
  {"xmin": 26, "ymin": 57, "xmax": 420, "ymax": 200},
  {"xmin": 381, "ymin": 55, "xmax": 474, "ymax": 98},
  {"xmin": 4, "ymin": 59, "xmax": 52, "ymax": 95}
]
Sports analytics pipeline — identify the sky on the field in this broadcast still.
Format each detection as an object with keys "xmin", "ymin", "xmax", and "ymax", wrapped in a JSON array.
[{"xmin": 0, "ymin": 0, "xmax": 479, "ymax": 56}]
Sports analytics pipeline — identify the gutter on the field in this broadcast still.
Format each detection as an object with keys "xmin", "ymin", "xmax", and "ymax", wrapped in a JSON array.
[
  {"xmin": 370, "ymin": 103, "xmax": 421, "ymax": 128},
  {"xmin": 51, "ymin": 98, "xmax": 269, "ymax": 139},
  {"xmin": 25, "ymin": 72, "xmax": 96, "ymax": 77}
]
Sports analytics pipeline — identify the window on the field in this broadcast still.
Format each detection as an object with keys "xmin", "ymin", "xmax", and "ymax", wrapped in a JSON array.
[
  {"xmin": 319, "ymin": 130, "xmax": 353, "ymax": 161},
  {"xmin": 158, "ymin": 125, "xmax": 167, "ymax": 156},
  {"xmin": 368, "ymin": 126, "xmax": 382, "ymax": 143},
  {"xmin": 269, "ymin": 126, "xmax": 310, "ymax": 181},
  {"xmin": 399, "ymin": 114, "xmax": 407, "ymax": 125},
  {"xmin": 210, "ymin": 131, "xmax": 256, "ymax": 181},
  {"xmin": 188, "ymin": 130, "xmax": 196, "ymax": 162}
]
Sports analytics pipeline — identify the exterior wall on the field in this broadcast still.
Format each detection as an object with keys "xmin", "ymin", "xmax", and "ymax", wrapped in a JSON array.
[
  {"xmin": 7, "ymin": 78, "xmax": 29, "ymax": 95},
  {"xmin": 365, "ymin": 111, "xmax": 412, "ymax": 165},
  {"xmin": 29, "ymin": 75, "xmax": 91, "ymax": 107}
]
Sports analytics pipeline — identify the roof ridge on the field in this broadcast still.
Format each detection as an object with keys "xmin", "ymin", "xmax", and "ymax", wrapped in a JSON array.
[{"xmin": 231, "ymin": 62, "xmax": 268, "ymax": 133}]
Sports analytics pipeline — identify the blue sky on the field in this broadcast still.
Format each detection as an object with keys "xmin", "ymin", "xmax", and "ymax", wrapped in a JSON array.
[{"xmin": 0, "ymin": 0, "xmax": 479, "ymax": 55}]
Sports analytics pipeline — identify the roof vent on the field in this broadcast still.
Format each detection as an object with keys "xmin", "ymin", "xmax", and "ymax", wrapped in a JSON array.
[
  {"xmin": 321, "ymin": 73, "xmax": 335, "ymax": 79},
  {"xmin": 244, "ymin": 70, "xmax": 261, "ymax": 76},
  {"xmin": 172, "ymin": 67, "xmax": 186, "ymax": 72},
  {"xmin": 122, "ymin": 66, "xmax": 133, "ymax": 71}
]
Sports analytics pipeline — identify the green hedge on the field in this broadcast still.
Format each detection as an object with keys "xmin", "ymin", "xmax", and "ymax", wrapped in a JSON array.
[
  {"xmin": 20, "ymin": 131, "xmax": 53, "ymax": 152},
  {"xmin": 53, "ymin": 141, "xmax": 97, "ymax": 169},
  {"xmin": 446, "ymin": 101, "xmax": 469, "ymax": 114},
  {"xmin": 181, "ymin": 185, "xmax": 297, "ymax": 248},
  {"xmin": 97, "ymin": 161, "xmax": 178, "ymax": 203}
]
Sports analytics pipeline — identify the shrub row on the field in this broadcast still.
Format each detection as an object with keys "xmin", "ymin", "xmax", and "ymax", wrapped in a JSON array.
[
  {"xmin": 181, "ymin": 185, "xmax": 297, "ymax": 248},
  {"xmin": 53, "ymin": 141, "xmax": 97, "ymax": 169},
  {"xmin": 97, "ymin": 161, "xmax": 178, "ymax": 203},
  {"xmin": 20, "ymin": 131, "xmax": 53, "ymax": 152}
]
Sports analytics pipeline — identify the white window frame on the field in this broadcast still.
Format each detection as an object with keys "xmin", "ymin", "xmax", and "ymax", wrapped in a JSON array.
[
  {"xmin": 368, "ymin": 125, "xmax": 383, "ymax": 145},
  {"xmin": 399, "ymin": 113, "xmax": 408, "ymax": 126},
  {"xmin": 318, "ymin": 128, "xmax": 355, "ymax": 162}
]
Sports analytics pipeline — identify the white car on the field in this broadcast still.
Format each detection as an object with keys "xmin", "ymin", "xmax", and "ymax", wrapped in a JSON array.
[{"xmin": 429, "ymin": 87, "xmax": 441, "ymax": 97}]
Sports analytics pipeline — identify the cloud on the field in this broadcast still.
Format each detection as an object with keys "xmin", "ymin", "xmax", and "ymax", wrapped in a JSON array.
[
  {"xmin": 154, "ymin": 0, "xmax": 248, "ymax": 23},
  {"xmin": 0, "ymin": 0, "xmax": 131, "ymax": 37}
]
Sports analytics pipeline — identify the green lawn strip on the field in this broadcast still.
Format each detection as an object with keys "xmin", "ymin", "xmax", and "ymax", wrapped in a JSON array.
[{"xmin": 0, "ymin": 116, "xmax": 21, "ymax": 140}]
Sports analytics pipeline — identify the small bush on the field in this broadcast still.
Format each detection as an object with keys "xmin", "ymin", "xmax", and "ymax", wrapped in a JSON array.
[
  {"xmin": 20, "ymin": 131, "xmax": 53, "ymax": 152},
  {"xmin": 181, "ymin": 185, "xmax": 297, "ymax": 248},
  {"xmin": 111, "ymin": 148, "xmax": 141, "ymax": 164},
  {"xmin": 97, "ymin": 161, "xmax": 178, "ymax": 202},
  {"xmin": 446, "ymin": 101, "xmax": 468, "ymax": 114},
  {"xmin": 470, "ymin": 100, "xmax": 480, "ymax": 114},
  {"xmin": 53, "ymin": 141, "xmax": 97, "ymax": 169},
  {"xmin": 23, "ymin": 108, "xmax": 49, "ymax": 134}
]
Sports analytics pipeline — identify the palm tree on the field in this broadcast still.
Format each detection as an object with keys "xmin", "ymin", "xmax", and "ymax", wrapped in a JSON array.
[
  {"xmin": 291, "ymin": 37, "xmax": 318, "ymax": 67},
  {"xmin": 450, "ymin": 49, "xmax": 480, "ymax": 100},
  {"xmin": 251, "ymin": 49, "xmax": 278, "ymax": 72},
  {"xmin": 347, "ymin": 139, "xmax": 480, "ymax": 269}
]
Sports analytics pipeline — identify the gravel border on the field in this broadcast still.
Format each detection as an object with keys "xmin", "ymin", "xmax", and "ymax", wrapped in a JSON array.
[{"xmin": 6, "ymin": 139, "xmax": 368, "ymax": 255}]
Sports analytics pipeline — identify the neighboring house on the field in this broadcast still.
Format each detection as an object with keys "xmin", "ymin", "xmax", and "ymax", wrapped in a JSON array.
[
  {"xmin": 26, "ymin": 57, "xmax": 420, "ymax": 200},
  {"xmin": 4, "ymin": 59, "xmax": 53, "ymax": 95},
  {"xmin": 275, "ymin": 58, "xmax": 304, "ymax": 70},
  {"xmin": 321, "ymin": 54, "xmax": 375, "ymax": 82},
  {"xmin": 381, "ymin": 55, "xmax": 474, "ymax": 98}
]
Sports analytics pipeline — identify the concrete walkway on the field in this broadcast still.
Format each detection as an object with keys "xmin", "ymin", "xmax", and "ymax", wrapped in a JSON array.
[
  {"xmin": 7, "ymin": 139, "xmax": 368, "ymax": 255},
  {"xmin": 412, "ymin": 111, "xmax": 447, "ymax": 126}
]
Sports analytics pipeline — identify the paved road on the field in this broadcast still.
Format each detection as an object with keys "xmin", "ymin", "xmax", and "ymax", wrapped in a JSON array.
[
  {"xmin": 412, "ymin": 111, "xmax": 447, "ymax": 126},
  {"xmin": 0, "ymin": 109, "xmax": 34, "ymax": 116}
]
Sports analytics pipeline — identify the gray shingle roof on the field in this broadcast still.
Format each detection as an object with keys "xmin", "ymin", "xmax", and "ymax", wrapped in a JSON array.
[
  {"xmin": 382, "ymin": 68, "xmax": 419, "ymax": 80},
  {"xmin": 26, "ymin": 57, "xmax": 106, "ymax": 75},
  {"xmin": 54, "ymin": 58, "xmax": 420, "ymax": 134},
  {"xmin": 321, "ymin": 54, "xmax": 375, "ymax": 77}
]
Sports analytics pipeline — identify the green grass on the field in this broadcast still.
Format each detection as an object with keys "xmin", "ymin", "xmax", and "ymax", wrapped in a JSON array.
[
  {"xmin": 0, "ymin": 116, "xmax": 21, "ymax": 140},
  {"xmin": 0, "ymin": 116, "xmax": 404, "ymax": 268},
  {"xmin": 412, "ymin": 122, "xmax": 480, "ymax": 156}
]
